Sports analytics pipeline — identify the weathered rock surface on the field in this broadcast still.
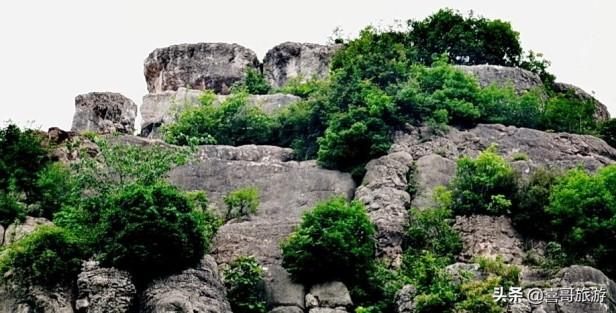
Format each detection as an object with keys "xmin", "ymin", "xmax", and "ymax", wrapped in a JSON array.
[
  {"xmin": 445, "ymin": 263, "xmax": 485, "ymax": 285},
  {"xmin": 354, "ymin": 151, "xmax": 414, "ymax": 267},
  {"xmin": 456, "ymin": 65, "xmax": 543, "ymax": 93},
  {"xmin": 554, "ymin": 82, "xmax": 611, "ymax": 121},
  {"xmin": 4, "ymin": 216, "xmax": 53, "ymax": 245},
  {"xmin": 263, "ymin": 42, "xmax": 340, "ymax": 88},
  {"xmin": 0, "ymin": 285, "xmax": 74, "ymax": 313},
  {"xmin": 167, "ymin": 144, "xmax": 355, "ymax": 308},
  {"xmin": 453, "ymin": 215, "xmax": 525, "ymax": 264},
  {"xmin": 144, "ymin": 43, "xmax": 259, "ymax": 94},
  {"xmin": 410, "ymin": 154, "xmax": 456, "ymax": 209},
  {"xmin": 394, "ymin": 285, "xmax": 417, "ymax": 313},
  {"xmin": 71, "ymin": 92, "xmax": 137, "ymax": 134},
  {"xmin": 307, "ymin": 281, "xmax": 353, "ymax": 309},
  {"xmin": 76, "ymin": 261, "xmax": 136, "ymax": 313},
  {"xmin": 140, "ymin": 255, "xmax": 232, "ymax": 313},
  {"xmin": 140, "ymin": 88, "xmax": 301, "ymax": 137}
]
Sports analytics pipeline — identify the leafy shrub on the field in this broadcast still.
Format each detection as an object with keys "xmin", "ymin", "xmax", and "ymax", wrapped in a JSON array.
[
  {"xmin": 223, "ymin": 187, "xmax": 259, "ymax": 221},
  {"xmin": 512, "ymin": 168, "xmax": 560, "ymax": 238},
  {"xmin": 511, "ymin": 152, "xmax": 529, "ymax": 161},
  {"xmin": 276, "ymin": 77, "xmax": 328, "ymax": 98},
  {"xmin": 273, "ymin": 99, "xmax": 326, "ymax": 160},
  {"xmin": 0, "ymin": 189, "xmax": 25, "ymax": 229},
  {"xmin": 476, "ymin": 85, "xmax": 544, "ymax": 129},
  {"xmin": 281, "ymin": 197, "xmax": 375, "ymax": 284},
  {"xmin": 97, "ymin": 181, "xmax": 214, "ymax": 281},
  {"xmin": 351, "ymin": 263, "xmax": 413, "ymax": 313},
  {"xmin": 542, "ymin": 93, "xmax": 596, "ymax": 134},
  {"xmin": 31, "ymin": 163, "xmax": 74, "ymax": 219},
  {"xmin": 0, "ymin": 226, "xmax": 85, "ymax": 287},
  {"xmin": 223, "ymin": 256, "xmax": 267, "ymax": 313},
  {"xmin": 405, "ymin": 207, "xmax": 462, "ymax": 260},
  {"xmin": 164, "ymin": 91, "xmax": 277, "ymax": 146},
  {"xmin": 237, "ymin": 68, "xmax": 271, "ymax": 95},
  {"xmin": 449, "ymin": 146, "xmax": 517, "ymax": 215},
  {"xmin": 599, "ymin": 118, "xmax": 616, "ymax": 148}
]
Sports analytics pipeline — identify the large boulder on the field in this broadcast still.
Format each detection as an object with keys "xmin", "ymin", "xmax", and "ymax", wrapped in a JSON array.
[
  {"xmin": 4, "ymin": 216, "xmax": 53, "ymax": 246},
  {"xmin": 167, "ymin": 144, "xmax": 355, "ymax": 309},
  {"xmin": 306, "ymin": 281, "xmax": 353, "ymax": 309},
  {"xmin": 453, "ymin": 215, "xmax": 525, "ymax": 264},
  {"xmin": 554, "ymin": 82, "xmax": 611, "ymax": 121},
  {"xmin": 410, "ymin": 154, "xmax": 456, "ymax": 210},
  {"xmin": 144, "ymin": 43, "xmax": 259, "ymax": 94},
  {"xmin": 71, "ymin": 92, "xmax": 137, "ymax": 134},
  {"xmin": 263, "ymin": 42, "xmax": 340, "ymax": 88},
  {"xmin": 140, "ymin": 255, "xmax": 232, "ymax": 313},
  {"xmin": 140, "ymin": 88, "xmax": 301, "ymax": 137},
  {"xmin": 76, "ymin": 261, "xmax": 136, "ymax": 313},
  {"xmin": 456, "ymin": 65, "xmax": 543, "ymax": 93}
]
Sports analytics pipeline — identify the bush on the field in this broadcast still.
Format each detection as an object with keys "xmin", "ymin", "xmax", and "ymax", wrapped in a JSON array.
[
  {"xmin": 476, "ymin": 85, "xmax": 544, "ymax": 129},
  {"xmin": 223, "ymin": 187, "xmax": 259, "ymax": 221},
  {"xmin": 97, "ymin": 181, "xmax": 214, "ymax": 281},
  {"xmin": 0, "ymin": 226, "xmax": 85, "ymax": 287},
  {"xmin": 405, "ymin": 207, "xmax": 462, "ymax": 260},
  {"xmin": 512, "ymin": 168, "xmax": 560, "ymax": 238},
  {"xmin": 273, "ymin": 99, "xmax": 326, "ymax": 160},
  {"xmin": 449, "ymin": 146, "xmax": 517, "ymax": 215},
  {"xmin": 276, "ymin": 77, "xmax": 328, "ymax": 98},
  {"xmin": 0, "ymin": 190, "xmax": 25, "ymax": 229},
  {"xmin": 164, "ymin": 91, "xmax": 277, "ymax": 146},
  {"xmin": 542, "ymin": 93, "xmax": 596, "ymax": 133},
  {"xmin": 31, "ymin": 163, "xmax": 74, "ymax": 219},
  {"xmin": 237, "ymin": 68, "xmax": 271, "ymax": 95},
  {"xmin": 281, "ymin": 197, "xmax": 375, "ymax": 284},
  {"xmin": 223, "ymin": 256, "xmax": 267, "ymax": 313},
  {"xmin": 599, "ymin": 118, "xmax": 616, "ymax": 148}
]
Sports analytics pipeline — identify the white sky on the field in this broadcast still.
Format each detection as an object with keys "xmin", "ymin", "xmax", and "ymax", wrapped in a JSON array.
[{"xmin": 0, "ymin": 0, "xmax": 614, "ymax": 130}]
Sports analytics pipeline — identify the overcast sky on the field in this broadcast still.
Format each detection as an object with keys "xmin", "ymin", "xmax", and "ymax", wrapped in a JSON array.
[{"xmin": 0, "ymin": 0, "xmax": 614, "ymax": 130}]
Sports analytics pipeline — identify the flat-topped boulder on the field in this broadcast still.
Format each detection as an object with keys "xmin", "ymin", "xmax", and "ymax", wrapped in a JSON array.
[
  {"xmin": 263, "ymin": 42, "xmax": 340, "ymax": 88},
  {"xmin": 144, "ymin": 43, "xmax": 259, "ymax": 94},
  {"xmin": 456, "ymin": 64, "xmax": 543, "ymax": 93},
  {"xmin": 71, "ymin": 92, "xmax": 137, "ymax": 134}
]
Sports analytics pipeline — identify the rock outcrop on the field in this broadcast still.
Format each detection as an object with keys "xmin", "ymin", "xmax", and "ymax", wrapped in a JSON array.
[
  {"xmin": 263, "ymin": 42, "xmax": 340, "ymax": 88},
  {"xmin": 554, "ymin": 82, "xmax": 611, "ymax": 121},
  {"xmin": 76, "ymin": 261, "xmax": 136, "ymax": 313},
  {"xmin": 453, "ymin": 215, "xmax": 525, "ymax": 264},
  {"xmin": 140, "ymin": 255, "xmax": 232, "ymax": 313},
  {"xmin": 167, "ymin": 144, "xmax": 355, "ymax": 310},
  {"xmin": 3, "ymin": 216, "xmax": 53, "ymax": 246},
  {"xmin": 144, "ymin": 43, "xmax": 259, "ymax": 94},
  {"xmin": 71, "ymin": 92, "xmax": 137, "ymax": 134},
  {"xmin": 0, "ymin": 285, "xmax": 74, "ymax": 313},
  {"xmin": 456, "ymin": 65, "xmax": 543, "ymax": 93},
  {"xmin": 306, "ymin": 281, "xmax": 353, "ymax": 313},
  {"xmin": 140, "ymin": 88, "xmax": 300, "ymax": 137}
]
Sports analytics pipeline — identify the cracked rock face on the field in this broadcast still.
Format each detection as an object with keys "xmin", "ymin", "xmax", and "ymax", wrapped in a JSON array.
[
  {"xmin": 263, "ymin": 42, "xmax": 340, "ymax": 88},
  {"xmin": 76, "ymin": 261, "xmax": 136, "ymax": 313},
  {"xmin": 144, "ymin": 43, "xmax": 259, "ymax": 94},
  {"xmin": 0, "ymin": 285, "xmax": 74, "ymax": 313},
  {"xmin": 71, "ymin": 92, "xmax": 137, "ymax": 134},
  {"xmin": 456, "ymin": 65, "xmax": 543, "ymax": 93}
]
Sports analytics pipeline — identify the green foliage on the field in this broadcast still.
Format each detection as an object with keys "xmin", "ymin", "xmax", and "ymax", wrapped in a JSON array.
[
  {"xmin": 237, "ymin": 68, "xmax": 271, "ymax": 95},
  {"xmin": 97, "ymin": 181, "xmax": 213, "ymax": 281},
  {"xmin": 30, "ymin": 163, "xmax": 74, "ymax": 219},
  {"xmin": 164, "ymin": 91, "xmax": 277, "ymax": 146},
  {"xmin": 476, "ymin": 85, "xmax": 545, "ymax": 129},
  {"xmin": 351, "ymin": 263, "xmax": 413, "ymax": 313},
  {"xmin": 223, "ymin": 256, "xmax": 267, "ymax": 313},
  {"xmin": 405, "ymin": 207, "xmax": 462, "ymax": 260},
  {"xmin": 599, "ymin": 118, "xmax": 616, "ymax": 148},
  {"xmin": 223, "ymin": 187, "xmax": 260, "ymax": 221},
  {"xmin": 512, "ymin": 168, "xmax": 560, "ymax": 238},
  {"xmin": 545, "ymin": 165, "xmax": 616, "ymax": 277},
  {"xmin": 408, "ymin": 8, "xmax": 522, "ymax": 67},
  {"xmin": 0, "ymin": 226, "xmax": 85, "ymax": 287},
  {"xmin": 273, "ymin": 99, "xmax": 326, "ymax": 160},
  {"xmin": 276, "ymin": 77, "xmax": 328, "ymax": 98},
  {"xmin": 519, "ymin": 51, "xmax": 556, "ymax": 87},
  {"xmin": 450, "ymin": 146, "xmax": 517, "ymax": 215},
  {"xmin": 542, "ymin": 93, "xmax": 596, "ymax": 133},
  {"xmin": 281, "ymin": 197, "xmax": 375, "ymax": 284},
  {"xmin": 454, "ymin": 277, "xmax": 504, "ymax": 313},
  {"xmin": 475, "ymin": 256, "xmax": 520, "ymax": 289},
  {"xmin": 0, "ymin": 189, "xmax": 25, "ymax": 229},
  {"xmin": 511, "ymin": 152, "xmax": 529, "ymax": 161}
]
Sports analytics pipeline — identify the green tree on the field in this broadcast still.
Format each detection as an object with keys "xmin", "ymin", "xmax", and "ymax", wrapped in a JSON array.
[
  {"xmin": 512, "ymin": 168, "xmax": 560, "ymax": 238},
  {"xmin": 281, "ymin": 197, "xmax": 375, "ymax": 284},
  {"xmin": 542, "ymin": 94, "xmax": 596, "ymax": 133},
  {"xmin": 599, "ymin": 118, "xmax": 616, "ymax": 148},
  {"xmin": 238, "ymin": 68, "xmax": 271, "ymax": 95},
  {"xmin": 223, "ymin": 187, "xmax": 260, "ymax": 221},
  {"xmin": 223, "ymin": 256, "xmax": 267, "ymax": 313}
]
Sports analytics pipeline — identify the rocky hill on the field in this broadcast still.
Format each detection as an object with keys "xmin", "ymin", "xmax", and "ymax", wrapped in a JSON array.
[{"xmin": 3, "ymin": 30, "xmax": 616, "ymax": 313}]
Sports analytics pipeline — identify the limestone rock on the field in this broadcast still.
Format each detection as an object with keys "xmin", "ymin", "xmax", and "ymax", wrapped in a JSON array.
[
  {"xmin": 140, "ymin": 88, "xmax": 300, "ymax": 137},
  {"xmin": 453, "ymin": 215, "xmax": 525, "ymax": 264},
  {"xmin": 140, "ymin": 255, "xmax": 232, "ymax": 313},
  {"xmin": 456, "ymin": 65, "xmax": 543, "ymax": 93},
  {"xmin": 76, "ymin": 261, "xmax": 136, "ymax": 313},
  {"xmin": 270, "ymin": 306, "xmax": 304, "ymax": 313},
  {"xmin": 264, "ymin": 265, "xmax": 305, "ymax": 309},
  {"xmin": 308, "ymin": 308, "xmax": 347, "ymax": 313},
  {"xmin": 71, "ymin": 92, "xmax": 137, "ymax": 134},
  {"xmin": 4, "ymin": 216, "xmax": 52, "ymax": 245},
  {"xmin": 144, "ymin": 43, "xmax": 259, "ymax": 94},
  {"xmin": 554, "ymin": 82, "xmax": 611, "ymax": 121},
  {"xmin": 445, "ymin": 263, "xmax": 484, "ymax": 285},
  {"xmin": 0, "ymin": 285, "xmax": 74, "ymax": 313},
  {"xmin": 394, "ymin": 285, "xmax": 417, "ymax": 313},
  {"xmin": 263, "ymin": 42, "xmax": 340, "ymax": 88},
  {"xmin": 354, "ymin": 151, "xmax": 414, "ymax": 267},
  {"xmin": 410, "ymin": 154, "xmax": 456, "ymax": 210},
  {"xmin": 308, "ymin": 281, "xmax": 353, "ymax": 309}
]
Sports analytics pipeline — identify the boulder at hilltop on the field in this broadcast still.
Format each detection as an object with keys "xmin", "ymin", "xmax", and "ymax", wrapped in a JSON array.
[
  {"xmin": 554, "ymin": 82, "xmax": 611, "ymax": 121},
  {"xmin": 144, "ymin": 43, "xmax": 259, "ymax": 94},
  {"xmin": 456, "ymin": 64, "xmax": 543, "ymax": 93},
  {"xmin": 140, "ymin": 88, "xmax": 300, "ymax": 137},
  {"xmin": 263, "ymin": 42, "xmax": 340, "ymax": 88},
  {"xmin": 71, "ymin": 92, "xmax": 137, "ymax": 134}
]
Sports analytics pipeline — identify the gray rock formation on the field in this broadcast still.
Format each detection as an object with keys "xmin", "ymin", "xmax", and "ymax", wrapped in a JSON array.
[
  {"xmin": 306, "ymin": 281, "xmax": 353, "ymax": 309},
  {"xmin": 354, "ymin": 151, "xmax": 414, "ymax": 267},
  {"xmin": 76, "ymin": 261, "xmax": 136, "ymax": 313},
  {"xmin": 554, "ymin": 82, "xmax": 611, "ymax": 121},
  {"xmin": 394, "ymin": 285, "xmax": 417, "ymax": 313},
  {"xmin": 167, "ymin": 144, "xmax": 355, "ymax": 309},
  {"xmin": 456, "ymin": 65, "xmax": 543, "ymax": 93},
  {"xmin": 263, "ymin": 42, "xmax": 340, "ymax": 88},
  {"xmin": 410, "ymin": 154, "xmax": 456, "ymax": 209},
  {"xmin": 140, "ymin": 255, "xmax": 232, "ymax": 313},
  {"xmin": 140, "ymin": 88, "xmax": 301, "ymax": 137},
  {"xmin": 71, "ymin": 92, "xmax": 137, "ymax": 134},
  {"xmin": 144, "ymin": 43, "xmax": 259, "ymax": 94},
  {"xmin": 0, "ymin": 285, "xmax": 74, "ymax": 313},
  {"xmin": 453, "ymin": 215, "xmax": 525, "ymax": 264},
  {"xmin": 445, "ymin": 263, "xmax": 485, "ymax": 285},
  {"xmin": 4, "ymin": 216, "xmax": 53, "ymax": 246}
]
